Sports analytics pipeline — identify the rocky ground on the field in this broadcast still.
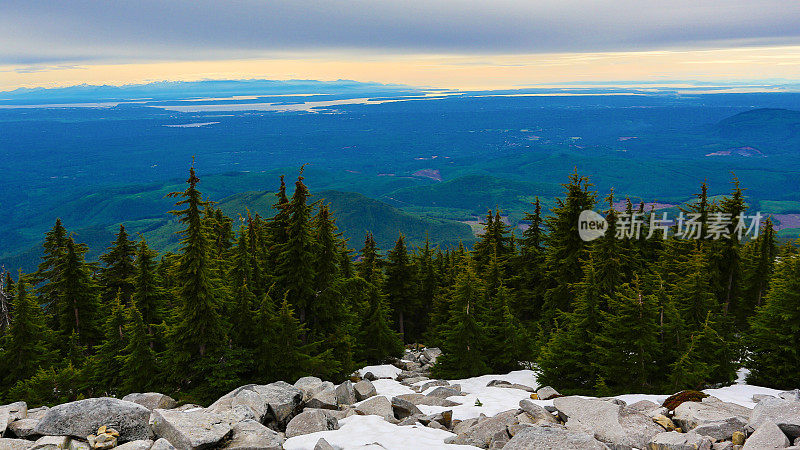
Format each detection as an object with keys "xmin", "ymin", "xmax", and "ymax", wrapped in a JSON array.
[{"xmin": 1, "ymin": 348, "xmax": 799, "ymax": 449}]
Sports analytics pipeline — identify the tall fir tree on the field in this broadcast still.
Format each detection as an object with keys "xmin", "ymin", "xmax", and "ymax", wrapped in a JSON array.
[
  {"xmin": 98, "ymin": 224, "xmax": 137, "ymax": 305},
  {"xmin": 131, "ymin": 238, "xmax": 165, "ymax": 346},
  {"xmin": 356, "ymin": 281, "xmax": 404, "ymax": 364},
  {"xmin": 118, "ymin": 300, "xmax": 159, "ymax": 394},
  {"xmin": 357, "ymin": 232, "xmax": 382, "ymax": 286},
  {"xmin": 89, "ymin": 292, "xmax": 127, "ymax": 394},
  {"xmin": 514, "ymin": 197, "xmax": 545, "ymax": 322},
  {"xmin": 32, "ymin": 219, "xmax": 69, "ymax": 320},
  {"xmin": 385, "ymin": 234, "xmax": 417, "ymax": 340},
  {"xmin": 54, "ymin": 237, "xmax": 101, "ymax": 347}
]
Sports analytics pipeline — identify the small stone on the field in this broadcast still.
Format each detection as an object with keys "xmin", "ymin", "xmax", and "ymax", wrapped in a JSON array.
[
  {"xmin": 653, "ymin": 414, "xmax": 678, "ymax": 431},
  {"xmin": 391, "ymin": 397, "xmax": 422, "ymax": 420},
  {"xmin": 149, "ymin": 438, "xmax": 176, "ymax": 450},
  {"xmin": 31, "ymin": 435, "xmax": 70, "ymax": 450},
  {"xmin": 536, "ymin": 386, "xmax": 561, "ymax": 400},
  {"xmin": 732, "ymin": 430, "xmax": 746, "ymax": 445},
  {"xmin": 314, "ymin": 438, "xmax": 337, "ymax": 450},
  {"xmin": 353, "ymin": 380, "xmax": 377, "ymax": 401}
]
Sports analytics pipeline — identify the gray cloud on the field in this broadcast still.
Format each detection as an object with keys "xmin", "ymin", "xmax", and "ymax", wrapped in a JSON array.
[{"xmin": 2, "ymin": 0, "xmax": 800, "ymax": 64}]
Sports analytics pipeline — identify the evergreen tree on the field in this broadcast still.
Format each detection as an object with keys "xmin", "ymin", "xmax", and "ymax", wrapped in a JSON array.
[
  {"xmin": 739, "ymin": 218, "xmax": 776, "ymax": 327},
  {"xmin": 32, "ymin": 219, "xmax": 69, "ymax": 320},
  {"xmin": 54, "ymin": 237, "xmax": 101, "ymax": 347},
  {"xmin": 357, "ymin": 232, "xmax": 382, "ymax": 286},
  {"xmin": 356, "ymin": 281, "xmax": 404, "ymax": 364},
  {"xmin": 674, "ymin": 249, "xmax": 718, "ymax": 330},
  {"xmin": 671, "ymin": 311, "xmax": 734, "ymax": 390},
  {"xmin": 165, "ymin": 165, "xmax": 228, "ymax": 398},
  {"xmin": 310, "ymin": 204, "xmax": 344, "ymax": 337},
  {"xmin": 385, "ymin": 234, "xmax": 417, "ymax": 340},
  {"xmin": 119, "ymin": 301, "xmax": 159, "ymax": 394},
  {"xmin": 98, "ymin": 224, "xmax": 137, "ymax": 305},
  {"xmin": 485, "ymin": 284, "xmax": 532, "ymax": 373},
  {"xmin": 514, "ymin": 197, "xmax": 545, "ymax": 321},
  {"xmin": 132, "ymin": 238, "xmax": 165, "ymax": 346},
  {"xmin": 745, "ymin": 255, "xmax": 800, "ymax": 389},
  {"xmin": 89, "ymin": 292, "xmax": 127, "ymax": 394}
]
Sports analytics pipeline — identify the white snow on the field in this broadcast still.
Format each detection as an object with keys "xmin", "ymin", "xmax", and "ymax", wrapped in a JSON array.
[
  {"xmin": 282, "ymin": 414, "xmax": 480, "ymax": 450},
  {"xmin": 358, "ymin": 364, "xmax": 403, "ymax": 379}
]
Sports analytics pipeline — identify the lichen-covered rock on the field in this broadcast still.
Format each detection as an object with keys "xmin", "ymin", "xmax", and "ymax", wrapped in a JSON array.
[
  {"xmin": 748, "ymin": 397, "xmax": 800, "ymax": 439},
  {"xmin": 673, "ymin": 397, "xmax": 750, "ymax": 435},
  {"xmin": 121, "ymin": 393, "xmax": 177, "ymax": 411},
  {"xmin": 224, "ymin": 419, "xmax": 283, "ymax": 449},
  {"xmin": 554, "ymin": 396, "xmax": 662, "ymax": 449},
  {"xmin": 284, "ymin": 410, "xmax": 338, "ymax": 438},
  {"xmin": 30, "ymin": 435, "xmax": 70, "ymax": 450},
  {"xmin": 504, "ymin": 423, "xmax": 608, "ymax": 449},
  {"xmin": 743, "ymin": 421, "xmax": 790, "ymax": 449},
  {"xmin": 34, "ymin": 398, "xmax": 150, "ymax": 442},
  {"xmin": 353, "ymin": 380, "xmax": 376, "ymax": 401},
  {"xmin": 9, "ymin": 418, "xmax": 40, "ymax": 439},
  {"xmin": 647, "ymin": 430, "xmax": 713, "ymax": 450},
  {"xmin": 150, "ymin": 408, "xmax": 232, "ymax": 449}
]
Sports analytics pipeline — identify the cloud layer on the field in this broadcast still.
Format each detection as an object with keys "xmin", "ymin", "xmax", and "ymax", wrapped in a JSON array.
[{"xmin": 3, "ymin": 0, "xmax": 800, "ymax": 64}]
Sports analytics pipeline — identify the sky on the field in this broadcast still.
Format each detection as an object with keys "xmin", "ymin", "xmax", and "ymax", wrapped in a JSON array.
[{"xmin": 3, "ymin": 0, "xmax": 800, "ymax": 91}]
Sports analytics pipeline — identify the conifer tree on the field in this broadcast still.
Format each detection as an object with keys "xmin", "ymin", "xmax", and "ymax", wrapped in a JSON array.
[
  {"xmin": 432, "ymin": 264, "xmax": 490, "ymax": 379},
  {"xmin": 413, "ymin": 236, "xmax": 438, "ymax": 339},
  {"xmin": 0, "ymin": 275, "xmax": 55, "ymax": 396},
  {"xmin": 745, "ymin": 254, "xmax": 800, "ymax": 389},
  {"xmin": 385, "ymin": 234, "xmax": 417, "ymax": 340},
  {"xmin": 265, "ymin": 175, "xmax": 291, "ymax": 273},
  {"xmin": 32, "ymin": 219, "xmax": 69, "ymax": 319},
  {"xmin": 132, "ymin": 238, "xmax": 164, "ymax": 345},
  {"xmin": 514, "ymin": 197, "xmax": 545, "ymax": 322},
  {"xmin": 674, "ymin": 249, "xmax": 718, "ymax": 330},
  {"xmin": 357, "ymin": 232, "xmax": 382, "ymax": 286},
  {"xmin": 98, "ymin": 224, "xmax": 137, "ymax": 305},
  {"xmin": 670, "ymin": 311, "xmax": 734, "ymax": 389},
  {"xmin": 739, "ymin": 218, "xmax": 776, "ymax": 326},
  {"xmin": 89, "ymin": 292, "xmax": 127, "ymax": 393},
  {"xmin": 357, "ymin": 282, "xmax": 404, "ymax": 364},
  {"xmin": 119, "ymin": 301, "xmax": 159, "ymax": 394},
  {"xmin": 310, "ymin": 204, "xmax": 344, "ymax": 337},
  {"xmin": 54, "ymin": 237, "xmax": 101, "ymax": 346},
  {"xmin": 485, "ymin": 284, "xmax": 532, "ymax": 373},
  {"xmin": 165, "ymin": 165, "xmax": 227, "ymax": 396}
]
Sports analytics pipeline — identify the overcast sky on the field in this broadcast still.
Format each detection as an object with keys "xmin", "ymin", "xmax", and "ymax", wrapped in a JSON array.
[{"xmin": 3, "ymin": 0, "xmax": 800, "ymax": 89}]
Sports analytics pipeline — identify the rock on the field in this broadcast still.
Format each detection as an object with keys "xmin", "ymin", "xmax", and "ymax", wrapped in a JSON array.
[
  {"xmin": 428, "ymin": 420, "xmax": 447, "ymax": 431},
  {"xmin": 353, "ymin": 380, "xmax": 376, "ymax": 401},
  {"xmin": 399, "ymin": 376, "xmax": 429, "ymax": 386},
  {"xmin": 334, "ymin": 381, "xmax": 357, "ymax": 406},
  {"xmin": 285, "ymin": 410, "xmax": 338, "ymax": 439},
  {"xmin": 2, "ymin": 402, "xmax": 28, "ymax": 422},
  {"xmin": 34, "ymin": 398, "xmax": 150, "ymax": 442},
  {"xmin": 150, "ymin": 438, "xmax": 176, "ymax": 450},
  {"xmin": 122, "ymin": 393, "xmax": 177, "ymax": 411},
  {"xmin": 554, "ymin": 396, "xmax": 662, "ymax": 449},
  {"xmin": 0, "ymin": 408, "xmax": 9, "ymax": 437},
  {"xmin": 0, "ymin": 438, "xmax": 33, "ymax": 450},
  {"xmin": 450, "ymin": 409, "xmax": 519, "ymax": 448},
  {"xmin": 754, "ymin": 394, "xmax": 779, "ymax": 403},
  {"xmin": 421, "ymin": 347, "xmax": 442, "ymax": 364},
  {"xmin": 397, "ymin": 416, "xmax": 420, "ymax": 426},
  {"xmin": 293, "ymin": 377, "xmax": 328, "ymax": 402},
  {"xmin": 306, "ymin": 387, "xmax": 338, "ymax": 410},
  {"xmin": 749, "ymin": 397, "xmax": 800, "ymax": 439},
  {"xmin": 172, "ymin": 405, "xmax": 203, "ymax": 413},
  {"xmin": 114, "ymin": 440, "xmax": 154, "ymax": 450},
  {"xmin": 419, "ymin": 380, "xmax": 449, "ymax": 392},
  {"xmin": 743, "ymin": 421, "xmax": 790, "ymax": 449},
  {"xmin": 732, "ymin": 430, "xmax": 746, "ymax": 445},
  {"xmin": 489, "ymin": 429, "xmax": 510, "ymax": 449},
  {"xmin": 536, "ymin": 386, "xmax": 561, "ymax": 400},
  {"xmin": 426, "ymin": 387, "xmax": 463, "ymax": 398},
  {"xmin": 486, "ymin": 380, "xmax": 511, "ymax": 387},
  {"xmin": 712, "ymin": 442, "xmax": 735, "ymax": 450},
  {"xmin": 224, "ymin": 419, "xmax": 283, "ymax": 449},
  {"xmin": 693, "ymin": 417, "xmax": 747, "ymax": 441},
  {"xmin": 453, "ymin": 417, "xmax": 480, "ymax": 435},
  {"xmin": 8, "ymin": 419, "xmax": 40, "ymax": 438},
  {"xmin": 519, "ymin": 400, "xmax": 558, "ymax": 424},
  {"xmin": 150, "ymin": 408, "xmax": 232, "ymax": 449},
  {"xmin": 209, "ymin": 382, "xmax": 303, "ymax": 427},
  {"xmin": 504, "ymin": 423, "xmax": 608, "ymax": 449},
  {"xmin": 653, "ymin": 414, "xmax": 678, "ymax": 431},
  {"xmin": 673, "ymin": 397, "xmax": 750, "ymax": 437},
  {"xmin": 394, "ymin": 393, "xmax": 461, "ymax": 407},
  {"xmin": 31, "ymin": 436, "xmax": 70, "ymax": 449},
  {"xmin": 354, "ymin": 396, "xmax": 394, "ymax": 420},
  {"xmin": 647, "ymin": 430, "xmax": 713, "ymax": 450},
  {"xmin": 87, "ymin": 432, "xmax": 116, "ymax": 450},
  {"xmin": 391, "ymin": 397, "xmax": 422, "ymax": 420},
  {"xmin": 26, "ymin": 408, "xmax": 49, "ymax": 421},
  {"xmin": 780, "ymin": 390, "xmax": 800, "ymax": 402},
  {"xmin": 626, "ymin": 400, "xmax": 663, "ymax": 416},
  {"xmin": 663, "ymin": 390, "xmax": 710, "ymax": 411},
  {"xmin": 362, "ymin": 372, "xmax": 376, "ymax": 382},
  {"xmin": 313, "ymin": 438, "xmax": 337, "ymax": 450}
]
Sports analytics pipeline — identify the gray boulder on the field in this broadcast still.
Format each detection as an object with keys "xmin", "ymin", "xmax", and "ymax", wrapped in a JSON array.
[
  {"xmin": 519, "ymin": 399, "xmax": 558, "ymax": 424},
  {"xmin": 150, "ymin": 438, "xmax": 177, "ymax": 450},
  {"xmin": 536, "ymin": 386, "xmax": 561, "ymax": 400},
  {"xmin": 504, "ymin": 423, "xmax": 609, "ymax": 449},
  {"xmin": 2, "ymin": 402, "xmax": 28, "ymax": 422},
  {"xmin": 391, "ymin": 397, "xmax": 422, "ymax": 420},
  {"xmin": 115, "ymin": 440, "xmax": 155, "ymax": 450},
  {"xmin": 625, "ymin": 400, "xmax": 667, "ymax": 418},
  {"xmin": 209, "ymin": 382, "xmax": 303, "ymax": 427},
  {"xmin": 306, "ymin": 387, "xmax": 338, "ymax": 410},
  {"xmin": 334, "ymin": 381, "xmax": 357, "ymax": 406},
  {"xmin": 647, "ymin": 431, "xmax": 713, "ymax": 450},
  {"xmin": 353, "ymin": 380, "xmax": 376, "ymax": 401},
  {"xmin": 8, "ymin": 418, "xmax": 40, "ymax": 438},
  {"xmin": 743, "ymin": 421, "xmax": 790, "ymax": 449},
  {"xmin": 426, "ymin": 387, "xmax": 463, "ymax": 398},
  {"xmin": 224, "ymin": 419, "xmax": 283, "ymax": 449},
  {"xmin": 150, "ymin": 408, "xmax": 232, "ymax": 449},
  {"xmin": 754, "ymin": 394, "xmax": 779, "ymax": 403},
  {"xmin": 0, "ymin": 408, "xmax": 7, "ymax": 438},
  {"xmin": 122, "ymin": 393, "xmax": 177, "ymax": 411},
  {"xmin": 26, "ymin": 408, "xmax": 49, "ymax": 421},
  {"xmin": 749, "ymin": 397, "xmax": 800, "ymax": 438},
  {"xmin": 420, "ymin": 347, "xmax": 442, "ymax": 365},
  {"xmin": 419, "ymin": 380, "xmax": 449, "ymax": 392},
  {"xmin": 30, "ymin": 436, "xmax": 70, "ymax": 449},
  {"xmin": 693, "ymin": 416, "xmax": 747, "ymax": 441},
  {"xmin": 780, "ymin": 390, "xmax": 800, "ymax": 402},
  {"xmin": 354, "ymin": 396, "xmax": 394, "ymax": 420},
  {"xmin": 554, "ymin": 396, "xmax": 662, "ymax": 449},
  {"xmin": 0, "ymin": 438, "xmax": 33, "ymax": 450},
  {"xmin": 673, "ymin": 397, "xmax": 750, "ymax": 435},
  {"xmin": 450, "ymin": 409, "xmax": 519, "ymax": 448},
  {"xmin": 34, "ymin": 397, "xmax": 150, "ymax": 442},
  {"xmin": 294, "ymin": 377, "xmax": 328, "ymax": 402},
  {"xmin": 285, "ymin": 410, "xmax": 338, "ymax": 438},
  {"xmin": 314, "ymin": 438, "xmax": 337, "ymax": 450}
]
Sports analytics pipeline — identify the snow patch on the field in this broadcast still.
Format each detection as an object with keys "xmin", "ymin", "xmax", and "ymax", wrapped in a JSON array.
[{"xmin": 358, "ymin": 364, "xmax": 402, "ymax": 379}]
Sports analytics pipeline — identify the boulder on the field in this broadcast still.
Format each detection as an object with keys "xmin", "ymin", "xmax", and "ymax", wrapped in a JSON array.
[
  {"xmin": 285, "ymin": 410, "xmax": 338, "ymax": 438},
  {"xmin": 31, "ymin": 436, "xmax": 70, "ymax": 449},
  {"xmin": 68, "ymin": 440, "xmax": 91, "ymax": 450},
  {"xmin": 536, "ymin": 386, "xmax": 561, "ymax": 400},
  {"xmin": 8, "ymin": 418, "xmax": 40, "ymax": 438},
  {"xmin": 224, "ymin": 419, "xmax": 283, "ymax": 449},
  {"xmin": 150, "ymin": 408, "xmax": 232, "ymax": 449},
  {"xmin": 504, "ymin": 423, "xmax": 608, "ymax": 449},
  {"xmin": 780, "ymin": 390, "xmax": 800, "ymax": 402},
  {"xmin": 554, "ymin": 396, "xmax": 662, "ymax": 449},
  {"xmin": 150, "ymin": 438, "xmax": 176, "ymax": 450},
  {"xmin": 354, "ymin": 396, "xmax": 394, "ymax": 420},
  {"xmin": 419, "ymin": 380, "xmax": 449, "ymax": 392},
  {"xmin": 334, "ymin": 381, "xmax": 357, "ymax": 406},
  {"xmin": 2, "ymin": 402, "xmax": 28, "ymax": 422},
  {"xmin": 653, "ymin": 414, "xmax": 678, "ymax": 432},
  {"xmin": 693, "ymin": 417, "xmax": 747, "ymax": 441},
  {"xmin": 754, "ymin": 394, "xmax": 779, "ymax": 403},
  {"xmin": 34, "ymin": 398, "xmax": 150, "ymax": 442},
  {"xmin": 115, "ymin": 440, "xmax": 154, "ymax": 450},
  {"xmin": 426, "ymin": 387, "xmax": 463, "ymax": 398},
  {"xmin": 314, "ymin": 438, "xmax": 336, "ymax": 450},
  {"xmin": 673, "ymin": 397, "xmax": 750, "ymax": 436},
  {"xmin": 453, "ymin": 417, "xmax": 480, "ymax": 434},
  {"xmin": 394, "ymin": 393, "xmax": 461, "ymax": 407},
  {"xmin": 626, "ymin": 400, "xmax": 666, "ymax": 417},
  {"xmin": 647, "ymin": 431, "xmax": 713, "ymax": 450},
  {"xmin": 391, "ymin": 397, "xmax": 422, "ymax": 420},
  {"xmin": 486, "ymin": 380, "xmax": 511, "ymax": 387},
  {"xmin": 743, "ymin": 421, "xmax": 790, "ymax": 449},
  {"xmin": 450, "ymin": 409, "xmax": 519, "ymax": 448},
  {"xmin": 0, "ymin": 408, "xmax": 8, "ymax": 437},
  {"xmin": 122, "ymin": 393, "xmax": 177, "ymax": 411},
  {"xmin": 663, "ymin": 391, "xmax": 709, "ymax": 411},
  {"xmin": 519, "ymin": 399, "xmax": 558, "ymax": 424},
  {"xmin": 420, "ymin": 347, "xmax": 442, "ymax": 365},
  {"xmin": 306, "ymin": 387, "xmax": 338, "ymax": 410},
  {"xmin": 209, "ymin": 382, "xmax": 303, "ymax": 427},
  {"xmin": 26, "ymin": 408, "xmax": 49, "ymax": 421},
  {"xmin": 489, "ymin": 429, "xmax": 510, "ymax": 449},
  {"xmin": 0, "ymin": 438, "xmax": 33, "ymax": 450},
  {"xmin": 749, "ymin": 397, "xmax": 800, "ymax": 438},
  {"xmin": 399, "ymin": 376, "xmax": 428, "ymax": 386},
  {"xmin": 353, "ymin": 380, "xmax": 376, "ymax": 401},
  {"xmin": 293, "ymin": 377, "xmax": 329, "ymax": 402}
]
